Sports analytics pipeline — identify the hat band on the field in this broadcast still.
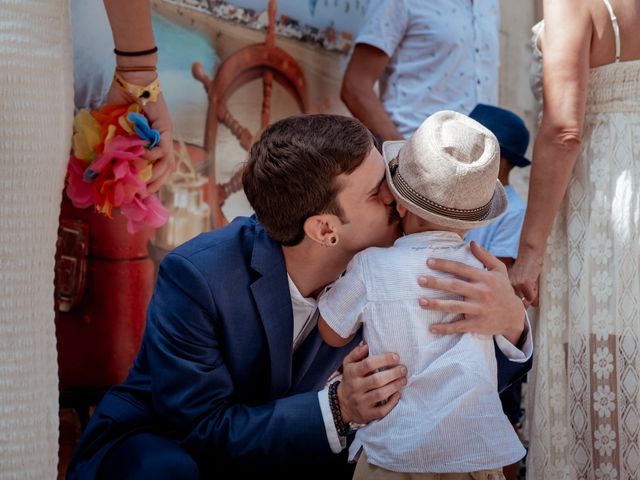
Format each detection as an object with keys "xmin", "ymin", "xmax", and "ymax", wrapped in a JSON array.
[{"xmin": 389, "ymin": 157, "xmax": 492, "ymax": 221}]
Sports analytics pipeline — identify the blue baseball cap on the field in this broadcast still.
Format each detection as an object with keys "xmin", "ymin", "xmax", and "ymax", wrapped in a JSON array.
[{"xmin": 468, "ymin": 104, "xmax": 530, "ymax": 167}]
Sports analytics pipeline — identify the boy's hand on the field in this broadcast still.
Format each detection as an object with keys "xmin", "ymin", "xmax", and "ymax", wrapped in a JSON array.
[
  {"xmin": 417, "ymin": 241, "xmax": 526, "ymax": 346},
  {"xmin": 337, "ymin": 343, "xmax": 407, "ymax": 425}
]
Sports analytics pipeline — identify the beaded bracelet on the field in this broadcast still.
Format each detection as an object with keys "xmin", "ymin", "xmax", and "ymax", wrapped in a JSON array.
[{"xmin": 328, "ymin": 380, "xmax": 352, "ymax": 437}]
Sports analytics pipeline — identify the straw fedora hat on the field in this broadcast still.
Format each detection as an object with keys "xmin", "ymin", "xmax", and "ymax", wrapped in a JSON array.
[{"xmin": 382, "ymin": 110, "xmax": 507, "ymax": 230}]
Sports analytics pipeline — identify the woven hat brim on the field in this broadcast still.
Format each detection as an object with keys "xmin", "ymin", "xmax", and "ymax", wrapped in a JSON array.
[{"xmin": 382, "ymin": 140, "xmax": 508, "ymax": 230}]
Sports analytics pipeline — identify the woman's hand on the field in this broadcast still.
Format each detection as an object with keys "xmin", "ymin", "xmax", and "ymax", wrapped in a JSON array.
[
  {"xmin": 509, "ymin": 248, "xmax": 543, "ymax": 307},
  {"xmin": 105, "ymin": 70, "xmax": 174, "ymax": 193}
]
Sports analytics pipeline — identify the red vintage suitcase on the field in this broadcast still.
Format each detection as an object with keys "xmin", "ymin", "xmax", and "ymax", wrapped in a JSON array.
[{"xmin": 54, "ymin": 195, "xmax": 154, "ymax": 391}]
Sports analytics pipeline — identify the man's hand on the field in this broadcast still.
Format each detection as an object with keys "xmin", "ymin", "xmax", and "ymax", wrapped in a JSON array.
[
  {"xmin": 337, "ymin": 343, "xmax": 406, "ymax": 425},
  {"xmin": 418, "ymin": 241, "xmax": 526, "ymax": 345}
]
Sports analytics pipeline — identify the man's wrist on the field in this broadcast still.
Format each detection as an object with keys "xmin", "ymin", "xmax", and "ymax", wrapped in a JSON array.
[
  {"xmin": 329, "ymin": 380, "xmax": 352, "ymax": 437},
  {"xmin": 503, "ymin": 307, "xmax": 527, "ymax": 346},
  {"xmin": 336, "ymin": 381, "xmax": 351, "ymax": 424},
  {"xmin": 318, "ymin": 388, "xmax": 346, "ymax": 453}
]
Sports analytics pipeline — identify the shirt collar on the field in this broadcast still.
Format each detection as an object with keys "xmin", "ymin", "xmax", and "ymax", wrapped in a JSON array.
[
  {"xmin": 287, "ymin": 274, "xmax": 317, "ymax": 308},
  {"xmin": 393, "ymin": 230, "xmax": 464, "ymax": 248},
  {"xmin": 287, "ymin": 274, "xmax": 336, "ymax": 307}
]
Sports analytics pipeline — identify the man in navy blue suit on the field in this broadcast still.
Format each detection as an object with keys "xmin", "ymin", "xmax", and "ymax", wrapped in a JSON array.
[{"xmin": 68, "ymin": 114, "xmax": 532, "ymax": 479}]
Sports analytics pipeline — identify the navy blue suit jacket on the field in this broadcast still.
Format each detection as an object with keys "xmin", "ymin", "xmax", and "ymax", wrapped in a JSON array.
[{"xmin": 68, "ymin": 216, "xmax": 531, "ymax": 477}]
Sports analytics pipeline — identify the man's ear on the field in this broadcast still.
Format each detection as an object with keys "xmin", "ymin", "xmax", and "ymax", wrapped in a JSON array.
[
  {"xmin": 303, "ymin": 214, "xmax": 340, "ymax": 247},
  {"xmin": 395, "ymin": 201, "xmax": 408, "ymax": 219}
]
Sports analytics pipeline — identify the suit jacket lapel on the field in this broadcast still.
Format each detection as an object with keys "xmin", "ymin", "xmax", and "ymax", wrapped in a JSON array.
[
  {"xmin": 291, "ymin": 325, "xmax": 324, "ymax": 388},
  {"xmin": 291, "ymin": 328, "xmax": 363, "ymax": 393},
  {"xmin": 249, "ymin": 224, "xmax": 293, "ymax": 399}
]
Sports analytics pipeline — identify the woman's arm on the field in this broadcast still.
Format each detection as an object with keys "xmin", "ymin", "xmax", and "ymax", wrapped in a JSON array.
[
  {"xmin": 103, "ymin": 0, "xmax": 174, "ymax": 192},
  {"xmin": 103, "ymin": 0, "xmax": 156, "ymax": 52},
  {"xmin": 510, "ymin": 0, "xmax": 592, "ymax": 303}
]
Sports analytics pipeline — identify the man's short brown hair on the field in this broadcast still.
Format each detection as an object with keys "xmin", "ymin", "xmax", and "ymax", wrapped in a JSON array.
[{"xmin": 243, "ymin": 114, "xmax": 374, "ymax": 246}]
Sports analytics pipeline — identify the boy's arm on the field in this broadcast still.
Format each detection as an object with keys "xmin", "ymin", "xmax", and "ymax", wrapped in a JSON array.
[
  {"xmin": 318, "ymin": 255, "xmax": 367, "ymax": 346},
  {"xmin": 318, "ymin": 315, "xmax": 356, "ymax": 348}
]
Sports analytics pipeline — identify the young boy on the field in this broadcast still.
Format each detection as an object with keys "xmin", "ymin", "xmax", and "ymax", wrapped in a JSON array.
[
  {"xmin": 318, "ymin": 111, "xmax": 525, "ymax": 479},
  {"xmin": 465, "ymin": 104, "xmax": 529, "ymax": 270},
  {"xmin": 465, "ymin": 104, "xmax": 531, "ymax": 480}
]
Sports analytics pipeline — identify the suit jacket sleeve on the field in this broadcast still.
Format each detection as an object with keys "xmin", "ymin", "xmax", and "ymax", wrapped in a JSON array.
[
  {"xmin": 144, "ymin": 252, "xmax": 334, "ymax": 467},
  {"xmin": 495, "ymin": 340, "xmax": 532, "ymax": 394}
]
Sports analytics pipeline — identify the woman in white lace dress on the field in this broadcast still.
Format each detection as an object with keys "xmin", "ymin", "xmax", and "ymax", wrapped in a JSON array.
[
  {"xmin": 0, "ymin": 2, "xmax": 172, "ymax": 477},
  {"xmin": 510, "ymin": 0, "xmax": 640, "ymax": 478}
]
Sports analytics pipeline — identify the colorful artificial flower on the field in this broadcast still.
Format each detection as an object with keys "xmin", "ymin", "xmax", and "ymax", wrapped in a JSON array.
[
  {"xmin": 83, "ymin": 134, "xmax": 147, "ymax": 183},
  {"xmin": 65, "ymin": 103, "xmax": 169, "ymax": 234},
  {"xmin": 128, "ymin": 112, "xmax": 160, "ymax": 148},
  {"xmin": 72, "ymin": 110, "xmax": 102, "ymax": 162},
  {"xmin": 121, "ymin": 195, "xmax": 170, "ymax": 234},
  {"xmin": 66, "ymin": 156, "xmax": 96, "ymax": 208}
]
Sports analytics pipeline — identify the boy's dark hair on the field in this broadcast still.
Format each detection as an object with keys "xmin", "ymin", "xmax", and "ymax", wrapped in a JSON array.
[{"xmin": 243, "ymin": 114, "xmax": 374, "ymax": 246}]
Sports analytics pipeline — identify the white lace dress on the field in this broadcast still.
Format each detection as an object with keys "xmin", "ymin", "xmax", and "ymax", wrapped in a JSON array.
[
  {"xmin": 526, "ymin": 16, "xmax": 640, "ymax": 480},
  {"xmin": 0, "ymin": 1, "xmax": 73, "ymax": 478}
]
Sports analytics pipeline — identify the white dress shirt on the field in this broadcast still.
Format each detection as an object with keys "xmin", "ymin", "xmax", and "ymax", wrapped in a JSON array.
[
  {"xmin": 318, "ymin": 232, "xmax": 527, "ymax": 471},
  {"xmin": 355, "ymin": 0, "xmax": 500, "ymax": 137},
  {"xmin": 287, "ymin": 275, "xmax": 345, "ymax": 453}
]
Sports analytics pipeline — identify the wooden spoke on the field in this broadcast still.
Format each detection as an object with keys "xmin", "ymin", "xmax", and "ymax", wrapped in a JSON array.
[
  {"xmin": 261, "ymin": 70, "xmax": 273, "ymax": 130},
  {"xmin": 218, "ymin": 106, "xmax": 253, "ymax": 151},
  {"xmin": 193, "ymin": 0, "xmax": 312, "ymax": 229}
]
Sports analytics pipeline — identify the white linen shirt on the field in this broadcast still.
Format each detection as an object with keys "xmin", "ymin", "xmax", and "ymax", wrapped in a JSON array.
[
  {"xmin": 289, "ymin": 255, "xmax": 533, "ymax": 456},
  {"xmin": 356, "ymin": 0, "xmax": 500, "ymax": 137},
  {"xmin": 318, "ymin": 231, "xmax": 526, "ymax": 472}
]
